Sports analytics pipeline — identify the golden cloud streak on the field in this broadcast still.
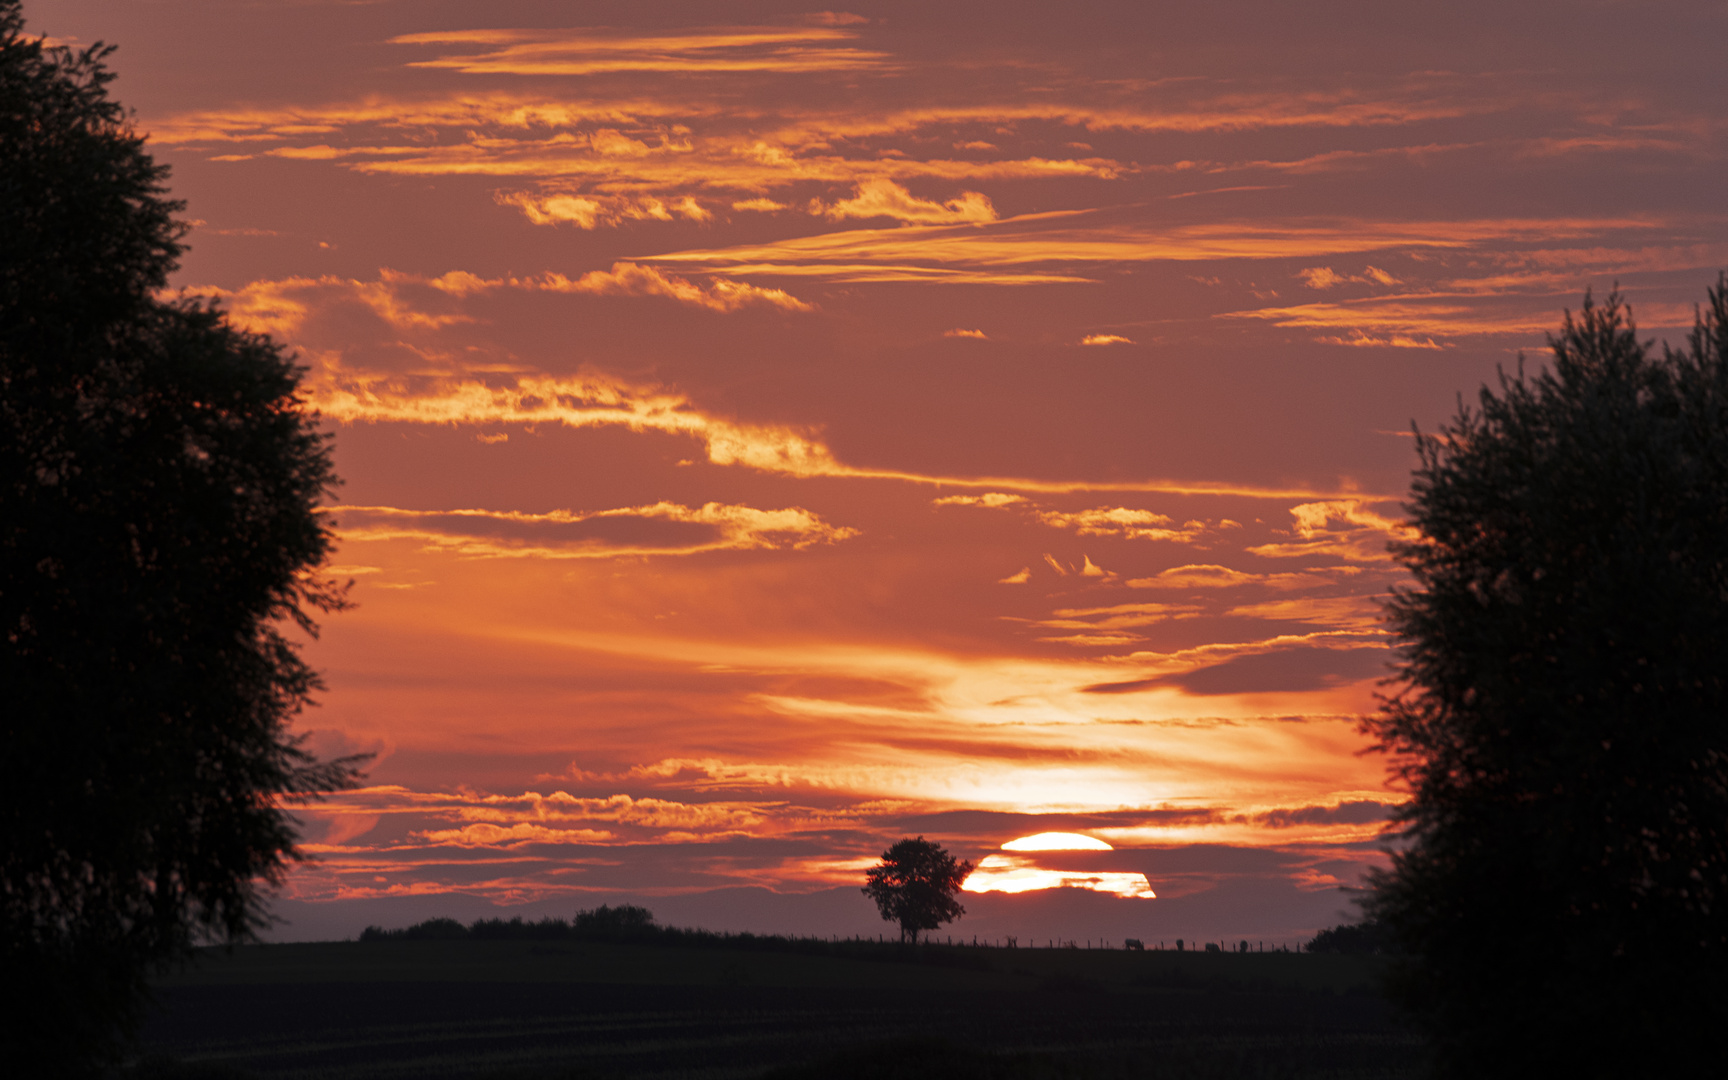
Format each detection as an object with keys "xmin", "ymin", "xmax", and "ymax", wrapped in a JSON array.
[
  {"xmin": 647, "ymin": 214, "xmax": 1671, "ymax": 278},
  {"xmin": 1223, "ymin": 297, "xmax": 1560, "ymax": 338},
  {"xmin": 310, "ymin": 374, "xmax": 1391, "ymax": 499},
  {"xmin": 335, "ymin": 502, "xmax": 857, "ymax": 559},
  {"xmin": 196, "ymin": 265, "xmax": 808, "ymax": 343},
  {"xmin": 151, "ymin": 85, "xmax": 1488, "ymax": 150},
  {"xmin": 390, "ymin": 26, "xmax": 894, "ymax": 76},
  {"xmin": 1035, "ymin": 506, "xmax": 1206, "ymax": 542},
  {"xmin": 436, "ymin": 262, "xmax": 811, "ymax": 311}
]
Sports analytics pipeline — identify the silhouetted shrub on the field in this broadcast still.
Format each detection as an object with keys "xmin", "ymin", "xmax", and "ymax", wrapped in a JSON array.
[
  {"xmin": 572, "ymin": 904, "xmax": 658, "ymax": 940},
  {"xmin": 360, "ymin": 917, "xmax": 471, "ymax": 941},
  {"xmin": 471, "ymin": 916, "xmax": 574, "ymax": 941},
  {"xmin": 1306, "ymin": 920, "xmax": 1391, "ymax": 955}
]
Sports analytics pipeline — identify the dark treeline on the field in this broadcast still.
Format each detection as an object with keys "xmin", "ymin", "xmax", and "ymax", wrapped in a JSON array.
[
  {"xmin": 358, "ymin": 904, "xmax": 992, "ymax": 968},
  {"xmin": 358, "ymin": 904, "xmax": 1356, "ymax": 959}
]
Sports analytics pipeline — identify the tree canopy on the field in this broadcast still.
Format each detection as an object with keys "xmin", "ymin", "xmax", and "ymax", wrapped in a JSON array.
[
  {"xmin": 1366, "ymin": 280, "xmax": 1728, "ymax": 1076},
  {"xmin": 862, "ymin": 837, "xmax": 974, "ymax": 944},
  {"xmin": 1, "ymin": 4, "xmax": 361, "ymax": 1070}
]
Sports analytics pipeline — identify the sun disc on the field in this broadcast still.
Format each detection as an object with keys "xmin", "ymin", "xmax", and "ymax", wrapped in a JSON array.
[{"xmin": 1000, "ymin": 831, "xmax": 1112, "ymax": 851}]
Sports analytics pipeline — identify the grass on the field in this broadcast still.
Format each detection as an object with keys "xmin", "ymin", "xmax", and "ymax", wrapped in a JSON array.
[{"xmin": 133, "ymin": 936, "xmax": 1424, "ymax": 1080}]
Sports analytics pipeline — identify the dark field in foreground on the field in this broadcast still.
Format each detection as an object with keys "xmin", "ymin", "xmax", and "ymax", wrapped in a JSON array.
[{"xmin": 138, "ymin": 938, "xmax": 1425, "ymax": 1079}]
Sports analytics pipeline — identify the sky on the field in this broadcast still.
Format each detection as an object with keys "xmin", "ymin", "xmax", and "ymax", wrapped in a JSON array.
[{"xmin": 30, "ymin": 0, "xmax": 1728, "ymax": 945}]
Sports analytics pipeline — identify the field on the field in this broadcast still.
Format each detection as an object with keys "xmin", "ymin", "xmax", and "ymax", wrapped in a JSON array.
[{"xmin": 138, "ymin": 937, "xmax": 1426, "ymax": 1079}]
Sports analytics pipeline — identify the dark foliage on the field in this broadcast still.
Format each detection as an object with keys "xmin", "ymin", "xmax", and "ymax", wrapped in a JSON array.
[
  {"xmin": 1305, "ymin": 919, "xmax": 1391, "ymax": 955},
  {"xmin": 863, "ymin": 836, "xmax": 975, "ymax": 944},
  {"xmin": 1, "ymin": 4, "xmax": 362, "ymax": 1072},
  {"xmin": 1365, "ymin": 281, "xmax": 1728, "ymax": 1076},
  {"xmin": 571, "ymin": 902, "xmax": 657, "ymax": 938},
  {"xmin": 350, "ymin": 911, "xmax": 555, "ymax": 941},
  {"xmin": 472, "ymin": 915, "xmax": 584, "ymax": 941},
  {"xmin": 358, "ymin": 911, "xmax": 660, "ymax": 943},
  {"xmin": 359, "ymin": 917, "xmax": 470, "ymax": 942},
  {"xmin": 354, "ymin": 910, "xmax": 996, "ymax": 970}
]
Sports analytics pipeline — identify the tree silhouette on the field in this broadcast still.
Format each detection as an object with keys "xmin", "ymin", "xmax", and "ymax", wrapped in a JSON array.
[
  {"xmin": 1, "ymin": 5, "xmax": 363, "ymax": 1070},
  {"xmin": 573, "ymin": 903, "xmax": 658, "ymax": 939},
  {"xmin": 862, "ymin": 837, "xmax": 974, "ymax": 944},
  {"xmin": 1365, "ymin": 281, "xmax": 1728, "ymax": 1076}
]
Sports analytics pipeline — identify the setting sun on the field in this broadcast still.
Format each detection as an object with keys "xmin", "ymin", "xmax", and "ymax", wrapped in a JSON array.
[
  {"xmin": 1000, "ymin": 833, "xmax": 1113, "ymax": 852},
  {"xmin": 963, "ymin": 855, "xmax": 1155, "ymax": 900},
  {"xmin": 964, "ymin": 834, "xmax": 1154, "ymax": 898}
]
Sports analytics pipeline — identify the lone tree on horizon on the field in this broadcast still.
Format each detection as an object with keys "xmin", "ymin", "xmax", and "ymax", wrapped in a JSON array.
[
  {"xmin": 862, "ymin": 837, "xmax": 974, "ymax": 944},
  {"xmin": 1366, "ymin": 280, "xmax": 1728, "ymax": 1076},
  {"xmin": 2, "ymin": 5, "xmax": 364, "ymax": 1070}
]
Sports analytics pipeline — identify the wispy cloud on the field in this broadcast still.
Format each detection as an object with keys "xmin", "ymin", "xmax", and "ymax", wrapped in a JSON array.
[
  {"xmin": 498, "ymin": 191, "xmax": 714, "ymax": 228},
  {"xmin": 1126, "ymin": 564, "xmax": 1364, "ymax": 591},
  {"xmin": 1244, "ymin": 500, "xmax": 1413, "ymax": 563},
  {"xmin": 195, "ymin": 265, "xmax": 810, "ymax": 342},
  {"xmin": 648, "ymin": 214, "xmax": 1675, "ymax": 284},
  {"xmin": 523, "ymin": 263, "xmax": 810, "ymax": 312},
  {"xmin": 309, "ymin": 371, "xmax": 1384, "ymax": 499},
  {"xmin": 1035, "ymin": 507, "xmax": 1206, "ymax": 543},
  {"xmin": 389, "ymin": 26, "xmax": 894, "ymax": 76},
  {"xmin": 821, "ymin": 179, "xmax": 997, "ymax": 225},
  {"xmin": 336, "ymin": 502, "xmax": 859, "ymax": 559},
  {"xmin": 1297, "ymin": 265, "xmax": 1400, "ymax": 289}
]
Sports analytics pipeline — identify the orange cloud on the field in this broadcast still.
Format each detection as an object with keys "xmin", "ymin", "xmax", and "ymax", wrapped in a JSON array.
[
  {"xmin": 1297, "ymin": 265, "xmax": 1400, "ymax": 288},
  {"xmin": 1035, "ymin": 507, "xmax": 1206, "ymax": 542},
  {"xmin": 186, "ymin": 270, "xmax": 471, "ymax": 337},
  {"xmin": 648, "ymin": 213, "xmax": 1670, "ymax": 284},
  {"xmin": 414, "ymin": 824, "xmax": 616, "ymax": 847},
  {"xmin": 335, "ymin": 502, "xmax": 859, "ymax": 559},
  {"xmin": 498, "ymin": 191, "xmax": 714, "ymax": 228},
  {"xmin": 1030, "ymin": 601, "xmax": 1202, "ymax": 631},
  {"xmin": 536, "ymin": 262, "xmax": 810, "ymax": 312},
  {"xmin": 1242, "ymin": 500, "xmax": 1413, "ymax": 563},
  {"xmin": 1126, "ymin": 564, "xmax": 1365, "ymax": 591},
  {"xmin": 390, "ymin": 26, "xmax": 894, "ymax": 76},
  {"xmin": 1223, "ymin": 595, "xmax": 1384, "ymax": 631},
  {"xmin": 1315, "ymin": 331, "xmax": 1448, "ymax": 349},
  {"xmin": 1080, "ymin": 333, "xmax": 1134, "ymax": 345},
  {"xmin": 1223, "ymin": 297, "xmax": 1559, "ymax": 341},
  {"xmin": 822, "ymin": 178, "xmax": 997, "ymax": 224},
  {"xmin": 199, "ymin": 265, "xmax": 808, "ymax": 343},
  {"xmin": 310, "ymin": 371, "xmax": 1383, "ymax": 499}
]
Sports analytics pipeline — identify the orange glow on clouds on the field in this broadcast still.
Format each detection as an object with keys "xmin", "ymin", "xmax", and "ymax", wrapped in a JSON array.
[{"xmin": 38, "ymin": 0, "xmax": 1722, "ymax": 937}]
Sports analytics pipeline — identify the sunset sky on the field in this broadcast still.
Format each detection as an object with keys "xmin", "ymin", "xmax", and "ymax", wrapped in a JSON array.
[{"xmin": 34, "ymin": 0, "xmax": 1727, "ymax": 944}]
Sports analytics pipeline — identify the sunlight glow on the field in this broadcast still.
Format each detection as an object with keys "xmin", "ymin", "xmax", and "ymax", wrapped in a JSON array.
[
  {"xmin": 962, "ymin": 854, "xmax": 1154, "ymax": 899},
  {"xmin": 1001, "ymin": 832, "xmax": 1113, "ymax": 851}
]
